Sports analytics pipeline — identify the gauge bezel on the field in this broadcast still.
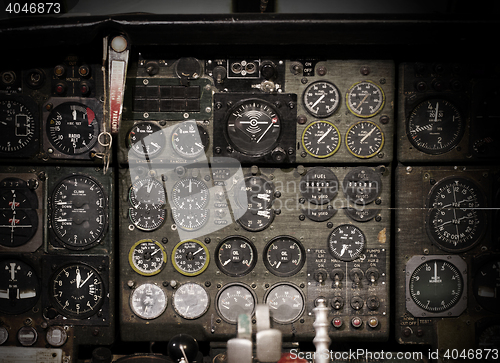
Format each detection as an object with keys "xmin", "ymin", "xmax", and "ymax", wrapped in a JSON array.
[
  {"xmin": 171, "ymin": 239, "xmax": 210, "ymax": 276},
  {"xmin": 215, "ymin": 283, "xmax": 257, "ymax": 324},
  {"xmin": 327, "ymin": 224, "xmax": 366, "ymax": 262},
  {"xmin": 128, "ymin": 239, "xmax": 167, "ymax": 276},
  {"xmin": 345, "ymin": 120, "xmax": 384, "ymax": 159},
  {"xmin": 215, "ymin": 236, "xmax": 257, "ymax": 277},
  {"xmin": 301, "ymin": 120, "xmax": 341, "ymax": 159},
  {"xmin": 263, "ymin": 236, "xmax": 306, "ymax": 277},
  {"xmin": 129, "ymin": 283, "xmax": 167, "ymax": 320},
  {"xmin": 172, "ymin": 282, "xmax": 210, "ymax": 320},
  {"xmin": 346, "ymin": 80, "xmax": 385, "ymax": 118},
  {"xmin": 171, "ymin": 121, "xmax": 209, "ymax": 159},
  {"xmin": 263, "ymin": 282, "xmax": 305, "ymax": 324},
  {"xmin": 126, "ymin": 121, "xmax": 166, "ymax": 158},
  {"xmin": 302, "ymin": 81, "xmax": 340, "ymax": 118}
]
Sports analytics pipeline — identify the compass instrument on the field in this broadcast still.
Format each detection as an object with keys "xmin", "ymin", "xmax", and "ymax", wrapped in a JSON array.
[
  {"xmin": 345, "ymin": 121, "xmax": 384, "ymax": 158},
  {"xmin": 235, "ymin": 176, "xmax": 274, "ymax": 231},
  {"xmin": 302, "ymin": 81, "xmax": 340, "ymax": 118},
  {"xmin": 216, "ymin": 283, "xmax": 257, "ymax": 324},
  {"xmin": 0, "ymin": 99, "xmax": 37, "ymax": 153},
  {"xmin": 264, "ymin": 236, "xmax": 305, "ymax": 277},
  {"xmin": 346, "ymin": 80, "xmax": 385, "ymax": 118},
  {"xmin": 215, "ymin": 236, "xmax": 257, "ymax": 277},
  {"xmin": 264, "ymin": 283, "xmax": 305, "ymax": 324},
  {"xmin": 171, "ymin": 239, "xmax": 209, "ymax": 276},
  {"xmin": 171, "ymin": 121, "xmax": 209, "ymax": 159},
  {"xmin": 172, "ymin": 282, "xmax": 210, "ymax": 320},
  {"xmin": 127, "ymin": 122, "xmax": 165, "ymax": 158},
  {"xmin": 328, "ymin": 224, "xmax": 366, "ymax": 261},
  {"xmin": 0, "ymin": 259, "xmax": 40, "ymax": 315},
  {"xmin": 301, "ymin": 121, "xmax": 341, "ymax": 158},
  {"xmin": 129, "ymin": 240, "xmax": 167, "ymax": 276},
  {"xmin": 130, "ymin": 283, "xmax": 167, "ymax": 320}
]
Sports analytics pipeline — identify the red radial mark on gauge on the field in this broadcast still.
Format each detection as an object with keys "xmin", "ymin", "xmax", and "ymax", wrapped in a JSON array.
[
  {"xmin": 86, "ymin": 107, "xmax": 95, "ymax": 126},
  {"xmin": 272, "ymin": 116, "xmax": 278, "ymax": 123}
]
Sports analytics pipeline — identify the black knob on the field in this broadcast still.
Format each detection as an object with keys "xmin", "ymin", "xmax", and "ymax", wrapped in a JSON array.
[
  {"xmin": 146, "ymin": 61, "xmax": 160, "ymax": 76},
  {"xmin": 271, "ymin": 147, "xmax": 286, "ymax": 162},
  {"xmin": 168, "ymin": 334, "xmax": 199, "ymax": 363},
  {"xmin": 91, "ymin": 347, "xmax": 112, "ymax": 363},
  {"xmin": 261, "ymin": 61, "xmax": 277, "ymax": 80}
]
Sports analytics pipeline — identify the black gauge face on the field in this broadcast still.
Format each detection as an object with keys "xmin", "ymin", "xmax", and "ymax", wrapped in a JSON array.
[
  {"xmin": 172, "ymin": 178, "xmax": 209, "ymax": 210},
  {"xmin": 0, "ymin": 100, "xmax": 36, "ymax": 153},
  {"xmin": 426, "ymin": 177, "xmax": 486, "ymax": 252},
  {"xmin": 172, "ymin": 240, "xmax": 209, "ymax": 276},
  {"xmin": 130, "ymin": 283, "xmax": 167, "ymax": 320},
  {"xmin": 346, "ymin": 121, "xmax": 384, "ymax": 158},
  {"xmin": 301, "ymin": 121, "xmax": 341, "ymax": 158},
  {"xmin": 343, "ymin": 166, "xmax": 382, "ymax": 205},
  {"xmin": 127, "ymin": 122, "xmax": 165, "ymax": 158},
  {"xmin": 216, "ymin": 236, "xmax": 257, "ymax": 277},
  {"xmin": 51, "ymin": 175, "xmax": 107, "ymax": 249},
  {"xmin": 226, "ymin": 99, "xmax": 281, "ymax": 155},
  {"xmin": 265, "ymin": 283, "xmax": 305, "ymax": 324},
  {"xmin": 128, "ymin": 240, "xmax": 167, "ymax": 276},
  {"xmin": 50, "ymin": 263, "xmax": 104, "ymax": 319},
  {"xmin": 407, "ymin": 99, "xmax": 464, "ymax": 154},
  {"xmin": 328, "ymin": 224, "xmax": 366, "ymax": 261},
  {"xmin": 409, "ymin": 259, "xmax": 463, "ymax": 313},
  {"xmin": 217, "ymin": 284, "xmax": 257, "ymax": 324},
  {"xmin": 236, "ymin": 176, "xmax": 275, "ymax": 232},
  {"xmin": 171, "ymin": 122, "xmax": 209, "ymax": 159},
  {"xmin": 264, "ymin": 236, "xmax": 305, "ymax": 277},
  {"xmin": 0, "ymin": 259, "xmax": 40, "ymax": 315},
  {"xmin": 128, "ymin": 208, "xmax": 166, "ymax": 232},
  {"xmin": 473, "ymin": 258, "xmax": 500, "ymax": 313},
  {"xmin": 346, "ymin": 81, "xmax": 385, "ymax": 117},
  {"xmin": 172, "ymin": 282, "xmax": 210, "ymax": 320},
  {"xmin": 300, "ymin": 167, "xmax": 339, "ymax": 205},
  {"xmin": 172, "ymin": 208, "xmax": 209, "ymax": 231},
  {"xmin": 129, "ymin": 178, "xmax": 166, "ymax": 210},
  {"xmin": 303, "ymin": 81, "xmax": 340, "ymax": 118},
  {"xmin": 46, "ymin": 102, "xmax": 99, "ymax": 155}
]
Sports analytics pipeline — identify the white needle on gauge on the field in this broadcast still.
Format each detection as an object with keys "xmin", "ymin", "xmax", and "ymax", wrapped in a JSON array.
[
  {"xmin": 79, "ymin": 272, "xmax": 93, "ymax": 288},
  {"xmin": 434, "ymin": 102, "xmax": 439, "ymax": 122},
  {"xmin": 360, "ymin": 127, "xmax": 375, "ymax": 143},
  {"xmin": 354, "ymin": 93, "xmax": 370, "ymax": 111},
  {"xmin": 151, "ymin": 249, "xmax": 160, "ymax": 256},
  {"xmin": 147, "ymin": 180, "xmax": 154, "ymax": 194},
  {"xmin": 317, "ymin": 127, "xmax": 332, "ymax": 143},
  {"xmin": 223, "ymin": 259, "xmax": 231, "ymax": 266},
  {"xmin": 72, "ymin": 109, "xmax": 77, "ymax": 121},
  {"xmin": 192, "ymin": 248, "xmax": 203, "ymax": 256},
  {"xmin": 434, "ymin": 261, "xmax": 438, "ymax": 282},
  {"xmin": 76, "ymin": 269, "xmax": 82, "ymax": 289},
  {"xmin": 256, "ymin": 118, "xmax": 277, "ymax": 143},
  {"xmin": 0, "ymin": 121, "xmax": 7, "ymax": 125},
  {"xmin": 311, "ymin": 94, "xmax": 326, "ymax": 109},
  {"xmin": 340, "ymin": 245, "xmax": 348, "ymax": 256}
]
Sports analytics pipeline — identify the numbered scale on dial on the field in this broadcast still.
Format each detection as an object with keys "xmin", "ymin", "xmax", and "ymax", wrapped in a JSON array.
[
  {"xmin": 171, "ymin": 121, "xmax": 209, "ymax": 159},
  {"xmin": 328, "ymin": 224, "xmax": 366, "ymax": 262},
  {"xmin": 127, "ymin": 122, "xmax": 166, "ymax": 158},
  {"xmin": 301, "ymin": 121, "xmax": 341, "ymax": 158},
  {"xmin": 235, "ymin": 176, "xmax": 275, "ymax": 232},
  {"xmin": 345, "ymin": 121, "xmax": 384, "ymax": 158},
  {"xmin": 172, "ymin": 282, "xmax": 210, "ymax": 320},
  {"xmin": 171, "ymin": 178, "xmax": 209, "ymax": 231},
  {"xmin": 171, "ymin": 239, "xmax": 210, "ymax": 277},
  {"xmin": 302, "ymin": 81, "xmax": 340, "ymax": 118},
  {"xmin": 265, "ymin": 283, "xmax": 305, "ymax": 324},
  {"xmin": 216, "ymin": 283, "xmax": 257, "ymax": 324},
  {"xmin": 0, "ymin": 259, "xmax": 40, "ymax": 315},
  {"xmin": 130, "ymin": 283, "xmax": 167, "ymax": 320},
  {"xmin": 128, "ymin": 178, "xmax": 166, "ymax": 232},
  {"xmin": 215, "ymin": 236, "xmax": 257, "ymax": 277},
  {"xmin": 264, "ymin": 236, "xmax": 305, "ymax": 277},
  {"xmin": 0, "ymin": 99, "xmax": 37, "ymax": 154},
  {"xmin": 346, "ymin": 80, "xmax": 385, "ymax": 118},
  {"xmin": 129, "ymin": 240, "xmax": 167, "ymax": 276}
]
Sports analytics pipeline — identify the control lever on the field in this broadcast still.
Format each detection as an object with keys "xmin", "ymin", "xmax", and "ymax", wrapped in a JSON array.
[
  {"xmin": 255, "ymin": 305, "xmax": 282, "ymax": 363},
  {"xmin": 313, "ymin": 298, "xmax": 331, "ymax": 363},
  {"xmin": 167, "ymin": 334, "xmax": 199, "ymax": 363},
  {"xmin": 227, "ymin": 314, "xmax": 252, "ymax": 363}
]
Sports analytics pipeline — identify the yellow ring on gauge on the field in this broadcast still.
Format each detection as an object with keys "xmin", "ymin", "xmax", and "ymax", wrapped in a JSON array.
[
  {"xmin": 301, "ymin": 120, "xmax": 341, "ymax": 158},
  {"xmin": 345, "ymin": 120, "xmax": 384, "ymax": 159},
  {"xmin": 171, "ymin": 239, "xmax": 210, "ymax": 276},
  {"xmin": 128, "ymin": 239, "xmax": 167, "ymax": 276},
  {"xmin": 346, "ymin": 80, "xmax": 385, "ymax": 118}
]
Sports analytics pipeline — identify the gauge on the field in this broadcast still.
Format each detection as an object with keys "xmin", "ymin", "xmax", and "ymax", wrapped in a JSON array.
[
  {"xmin": 46, "ymin": 102, "xmax": 99, "ymax": 155},
  {"xmin": 172, "ymin": 208, "xmax": 209, "ymax": 231},
  {"xmin": 129, "ymin": 240, "xmax": 167, "ymax": 276},
  {"xmin": 51, "ymin": 175, "xmax": 107, "ymax": 249},
  {"xmin": 129, "ymin": 178, "xmax": 166, "ymax": 210},
  {"xmin": 346, "ymin": 80, "xmax": 385, "ymax": 118},
  {"xmin": 0, "ymin": 100, "xmax": 36, "ymax": 153},
  {"xmin": 473, "ymin": 258, "xmax": 500, "ymax": 313},
  {"xmin": 301, "ymin": 121, "xmax": 341, "ymax": 158},
  {"xmin": 0, "ymin": 259, "xmax": 40, "ymax": 315},
  {"xmin": 171, "ymin": 121, "xmax": 209, "ymax": 159},
  {"xmin": 50, "ymin": 263, "xmax": 104, "ymax": 319},
  {"xmin": 265, "ymin": 283, "xmax": 305, "ymax": 324},
  {"xmin": 303, "ymin": 81, "xmax": 340, "ymax": 118},
  {"xmin": 216, "ymin": 236, "xmax": 257, "ymax": 277},
  {"xmin": 426, "ymin": 177, "xmax": 486, "ymax": 252},
  {"xmin": 130, "ymin": 283, "xmax": 167, "ymax": 320},
  {"xmin": 407, "ymin": 99, "xmax": 464, "ymax": 154},
  {"xmin": 172, "ymin": 239, "xmax": 209, "ymax": 276},
  {"xmin": 264, "ymin": 236, "xmax": 305, "ymax": 277},
  {"xmin": 171, "ymin": 178, "xmax": 209, "ymax": 210},
  {"xmin": 128, "ymin": 208, "xmax": 166, "ymax": 232},
  {"xmin": 300, "ymin": 167, "xmax": 338, "ymax": 205},
  {"xmin": 328, "ymin": 224, "xmax": 366, "ymax": 262},
  {"xmin": 127, "ymin": 122, "xmax": 165, "ymax": 158},
  {"xmin": 226, "ymin": 99, "xmax": 281, "ymax": 156},
  {"xmin": 345, "ymin": 121, "xmax": 384, "ymax": 158},
  {"xmin": 236, "ymin": 176, "xmax": 274, "ymax": 232},
  {"xmin": 343, "ymin": 166, "xmax": 382, "ymax": 205},
  {"xmin": 216, "ymin": 283, "xmax": 257, "ymax": 324},
  {"xmin": 172, "ymin": 282, "xmax": 210, "ymax": 320}
]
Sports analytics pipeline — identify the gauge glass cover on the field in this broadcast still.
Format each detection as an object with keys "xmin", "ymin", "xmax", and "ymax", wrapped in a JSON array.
[
  {"xmin": 216, "ymin": 236, "xmax": 257, "ymax": 277},
  {"xmin": 130, "ymin": 283, "xmax": 167, "ymax": 320},
  {"xmin": 346, "ymin": 81, "xmax": 385, "ymax": 118},
  {"xmin": 301, "ymin": 121, "xmax": 341, "ymax": 158},
  {"xmin": 328, "ymin": 224, "xmax": 366, "ymax": 261},
  {"xmin": 172, "ymin": 239, "xmax": 209, "ymax": 276},
  {"xmin": 265, "ymin": 283, "xmax": 304, "ymax": 324},
  {"xmin": 216, "ymin": 284, "xmax": 256, "ymax": 324},
  {"xmin": 129, "ymin": 240, "xmax": 167, "ymax": 276},
  {"xmin": 264, "ymin": 236, "xmax": 305, "ymax": 277},
  {"xmin": 345, "ymin": 121, "xmax": 384, "ymax": 158},
  {"xmin": 127, "ymin": 122, "xmax": 165, "ymax": 158},
  {"xmin": 171, "ymin": 121, "xmax": 209, "ymax": 159},
  {"xmin": 303, "ymin": 81, "xmax": 340, "ymax": 118},
  {"xmin": 172, "ymin": 282, "xmax": 210, "ymax": 319}
]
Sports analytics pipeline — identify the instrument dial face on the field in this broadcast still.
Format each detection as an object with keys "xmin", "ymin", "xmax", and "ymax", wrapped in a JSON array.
[
  {"xmin": 265, "ymin": 283, "xmax": 305, "ymax": 324},
  {"xmin": 301, "ymin": 121, "xmax": 341, "ymax": 158},
  {"xmin": 130, "ymin": 283, "xmax": 167, "ymax": 320},
  {"xmin": 50, "ymin": 263, "xmax": 104, "ymax": 319},
  {"xmin": 409, "ymin": 259, "xmax": 463, "ymax": 313},
  {"xmin": 216, "ymin": 284, "xmax": 257, "ymax": 324},
  {"xmin": 300, "ymin": 167, "xmax": 339, "ymax": 205},
  {"xmin": 172, "ymin": 208, "xmax": 209, "ymax": 231},
  {"xmin": 172, "ymin": 178, "xmax": 209, "ymax": 210},
  {"xmin": 236, "ymin": 176, "xmax": 275, "ymax": 232},
  {"xmin": 328, "ymin": 224, "xmax": 366, "ymax": 261},
  {"xmin": 0, "ymin": 259, "xmax": 40, "ymax": 315},
  {"xmin": 46, "ymin": 102, "xmax": 99, "ymax": 155},
  {"xmin": 128, "ymin": 208, "xmax": 166, "ymax": 232},
  {"xmin": 226, "ymin": 99, "xmax": 281, "ymax": 156},
  {"xmin": 51, "ymin": 175, "xmax": 107, "ymax": 249},
  {"xmin": 345, "ymin": 121, "xmax": 384, "ymax": 158},
  {"xmin": 172, "ymin": 239, "xmax": 209, "ymax": 276},
  {"xmin": 426, "ymin": 177, "xmax": 486, "ymax": 252},
  {"xmin": 129, "ymin": 240, "xmax": 167, "ymax": 276},
  {"xmin": 127, "ymin": 122, "xmax": 165, "ymax": 158},
  {"xmin": 343, "ymin": 166, "xmax": 382, "ymax": 205},
  {"xmin": 303, "ymin": 81, "xmax": 340, "ymax": 118},
  {"xmin": 0, "ymin": 100, "xmax": 36, "ymax": 153},
  {"xmin": 264, "ymin": 236, "xmax": 305, "ymax": 277},
  {"xmin": 216, "ymin": 236, "xmax": 257, "ymax": 277},
  {"xmin": 172, "ymin": 282, "xmax": 210, "ymax": 320},
  {"xmin": 346, "ymin": 81, "xmax": 385, "ymax": 118},
  {"xmin": 171, "ymin": 122, "xmax": 209, "ymax": 159},
  {"xmin": 129, "ymin": 178, "xmax": 166, "ymax": 210},
  {"xmin": 407, "ymin": 99, "xmax": 464, "ymax": 154},
  {"xmin": 473, "ymin": 258, "xmax": 500, "ymax": 313}
]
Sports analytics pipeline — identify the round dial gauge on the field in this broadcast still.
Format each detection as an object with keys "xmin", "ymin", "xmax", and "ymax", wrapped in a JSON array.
[
  {"xmin": 226, "ymin": 99, "xmax": 281, "ymax": 155},
  {"xmin": 346, "ymin": 80, "xmax": 385, "ymax": 118},
  {"xmin": 172, "ymin": 178, "xmax": 209, "ymax": 210},
  {"xmin": 129, "ymin": 240, "xmax": 167, "ymax": 276},
  {"xmin": 50, "ymin": 263, "xmax": 104, "ymax": 319},
  {"xmin": 216, "ymin": 236, "xmax": 257, "ymax": 277},
  {"xmin": 301, "ymin": 121, "xmax": 341, "ymax": 158},
  {"xmin": 172, "ymin": 239, "xmax": 209, "ymax": 276},
  {"xmin": 128, "ymin": 208, "xmax": 166, "ymax": 232},
  {"xmin": 129, "ymin": 178, "xmax": 166, "ymax": 210},
  {"xmin": 172, "ymin": 282, "xmax": 210, "ymax": 320},
  {"xmin": 0, "ymin": 100, "xmax": 36, "ymax": 153},
  {"xmin": 216, "ymin": 284, "xmax": 257, "ymax": 324},
  {"xmin": 407, "ymin": 99, "xmax": 464, "ymax": 154},
  {"xmin": 171, "ymin": 121, "xmax": 209, "ymax": 159},
  {"xmin": 127, "ymin": 122, "xmax": 165, "ymax": 158},
  {"xmin": 0, "ymin": 259, "xmax": 40, "ymax": 315},
  {"xmin": 51, "ymin": 175, "xmax": 107, "ymax": 249},
  {"xmin": 346, "ymin": 121, "xmax": 384, "ymax": 158},
  {"xmin": 46, "ymin": 102, "xmax": 99, "ymax": 155},
  {"xmin": 426, "ymin": 177, "xmax": 486, "ymax": 252},
  {"xmin": 130, "ymin": 283, "xmax": 167, "ymax": 320},
  {"xmin": 303, "ymin": 81, "xmax": 340, "ymax": 118},
  {"xmin": 172, "ymin": 208, "xmax": 209, "ymax": 231},
  {"xmin": 264, "ymin": 236, "xmax": 305, "ymax": 277},
  {"xmin": 328, "ymin": 224, "xmax": 366, "ymax": 261},
  {"xmin": 343, "ymin": 166, "xmax": 382, "ymax": 205},
  {"xmin": 300, "ymin": 167, "xmax": 339, "ymax": 205},
  {"xmin": 409, "ymin": 259, "xmax": 463, "ymax": 313},
  {"xmin": 265, "ymin": 283, "xmax": 305, "ymax": 324},
  {"xmin": 473, "ymin": 258, "xmax": 500, "ymax": 313},
  {"xmin": 236, "ymin": 176, "xmax": 275, "ymax": 232}
]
